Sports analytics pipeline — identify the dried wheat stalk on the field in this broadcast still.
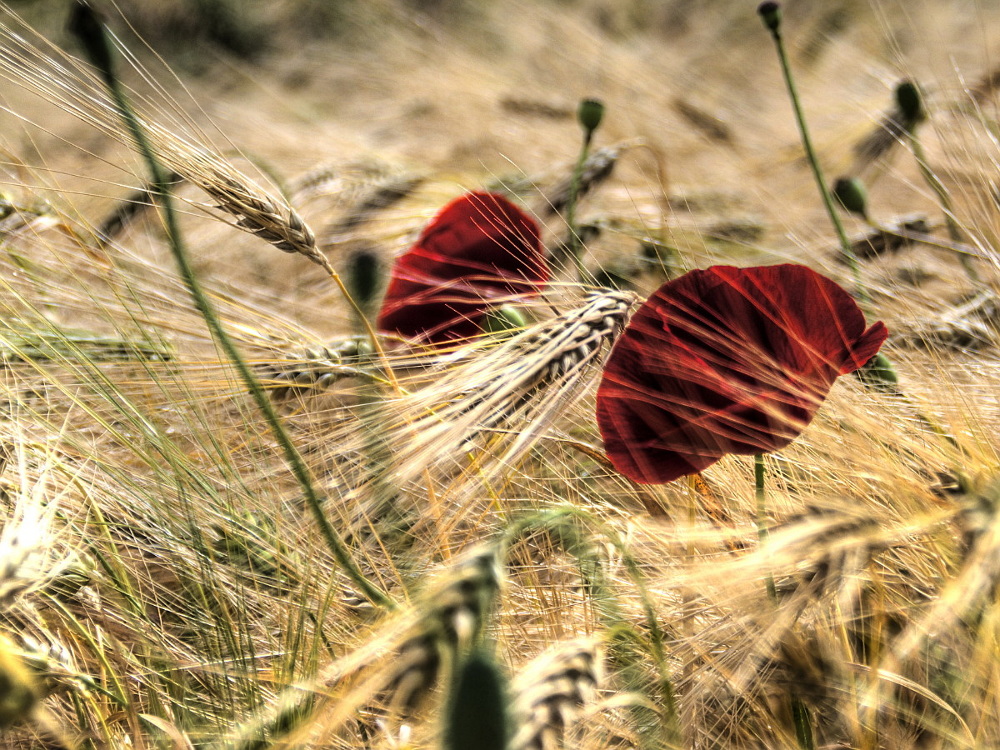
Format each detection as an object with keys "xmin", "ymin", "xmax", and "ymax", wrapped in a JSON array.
[
  {"xmin": 198, "ymin": 170, "xmax": 324, "ymax": 262},
  {"xmin": 0, "ymin": 20, "xmax": 332, "ymax": 273},
  {"xmin": 420, "ymin": 289, "xmax": 634, "ymax": 440},
  {"xmin": 347, "ymin": 290, "xmax": 633, "ymax": 515},
  {"xmin": 471, "ymin": 290, "xmax": 634, "ymax": 433},
  {"xmin": 256, "ymin": 338, "xmax": 377, "ymax": 398}
]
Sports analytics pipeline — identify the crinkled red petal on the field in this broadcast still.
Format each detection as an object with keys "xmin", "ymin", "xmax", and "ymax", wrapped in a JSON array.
[
  {"xmin": 377, "ymin": 191, "xmax": 547, "ymax": 345},
  {"xmin": 597, "ymin": 264, "xmax": 888, "ymax": 484}
]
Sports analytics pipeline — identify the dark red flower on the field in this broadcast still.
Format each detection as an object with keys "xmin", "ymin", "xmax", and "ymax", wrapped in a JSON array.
[
  {"xmin": 377, "ymin": 191, "xmax": 548, "ymax": 345},
  {"xmin": 596, "ymin": 264, "xmax": 888, "ymax": 484}
]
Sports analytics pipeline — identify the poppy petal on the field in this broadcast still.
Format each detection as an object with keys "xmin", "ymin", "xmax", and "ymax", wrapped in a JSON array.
[
  {"xmin": 377, "ymin": 191, "xmax": 548, "ymax": 345},
  {"xmin": 596, "ymin": 264, "xmax": 889, "ymax": 484}
]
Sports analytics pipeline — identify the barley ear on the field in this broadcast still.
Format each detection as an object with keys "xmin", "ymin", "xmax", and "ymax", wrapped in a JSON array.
[{"xmin": 509, "ymin": 639, "xmax": 602, "ymax": 750}]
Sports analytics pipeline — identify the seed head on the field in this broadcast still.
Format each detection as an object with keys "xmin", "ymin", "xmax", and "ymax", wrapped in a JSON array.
[
  {"xmin": 758, "ymin": 2, "xmax": 782, "ymax": 32},
  {"xmin": 895, "ymin": 80, "xmax": 926, "ymax": 128},
  {"xmin": 832, "ymin": 176, "xmax": 869, "ymax": 220},
  {"xmin": 577, "ymin": 98, "xmax": 605, "ymax": 135}
]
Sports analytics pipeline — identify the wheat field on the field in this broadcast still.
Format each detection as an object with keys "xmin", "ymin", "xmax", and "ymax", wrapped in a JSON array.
[{"xmin": 0, "ymin": 1, "xmax": 999, "ymax": 748}]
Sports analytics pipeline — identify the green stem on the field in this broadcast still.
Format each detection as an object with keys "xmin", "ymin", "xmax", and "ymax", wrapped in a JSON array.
[
  {"xmin": 755, "ymin": 454, "xmax": 777, "ymax": 603},
  {"xmin": 764, "ymin": 21, "xmax": 868, "ymax": 305},
  {"xmin": 73, "ymin": 5, "xmax": 394, "ymax": 611},
  {"xmin": 566, "ymin": 131, "xmax": 593, "ymax": 283},
  {"xmin": 792, "ymin": 696, "xmax": 816, "ymax": 750}
]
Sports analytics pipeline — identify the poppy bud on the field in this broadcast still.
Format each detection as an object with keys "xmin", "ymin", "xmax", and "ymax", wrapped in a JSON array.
[
  {"xmin": 758, "ymin": 1, "xmax": 782, "ymax": 32},
  {"xmin": 345, "ymin": 246, "xmax": 382, "ymax": 311},
  {"xmin": 68, "ymin": 1, "xmax": 116, "ymax": 85},
  {"xmin": 482, "ymin": 305, "xmax": 528, "ymax": 337},
  {"xmin": 853, "ymin": 352, "xmax": 899, "ymax": 393},
  {"xmin": 895, "ymin": 80, "xmax": 926, "ymax": 128},
  {"xmin": 832, "ymin": 176, "xmax": 869, "ymax": 220},
  {"xmin": 577, "ymin": 98, "xmax": 605, "ymax": 136}
]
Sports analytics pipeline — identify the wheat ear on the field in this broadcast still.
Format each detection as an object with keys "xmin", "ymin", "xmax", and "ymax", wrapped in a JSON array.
[
  {"xmin": 509, "ymin": 639, "xmax": 604, "ymax": 750},
  {"xmin": 387, "ymin": 290, "xmax": 635, "ymax": 477}
]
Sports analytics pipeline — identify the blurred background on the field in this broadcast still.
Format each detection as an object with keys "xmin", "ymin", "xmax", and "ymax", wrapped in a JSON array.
[{"xmin": 4, "ymin": 0, "xmax": 1000, "ymax": 332}]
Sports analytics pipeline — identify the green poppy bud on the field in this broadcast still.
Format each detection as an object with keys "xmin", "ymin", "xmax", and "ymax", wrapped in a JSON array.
[
  {"xmin": 832, "ymin": 176, "xmax": 869, "ymax": 219},
  {"xmin": 758, "ymin": 1, "xmax": 782, "ymax": 32},
  {"xmin": 577, "ymin": 98, "xmax": 605, "ymax": 135},
  {"xmin": 345, "ymin": 247, "xmax": 383, "ymax": 310},
  {"xmin": 482, "ymin": 305, "xmax": 528, "ymax": 337},
  {"xmin": 854, "ymin": 352, "xmax": 899, "ymax": 393},
  {"xmin": 895, "ymin": 80, "xmax": 926, "ymax": 128}
]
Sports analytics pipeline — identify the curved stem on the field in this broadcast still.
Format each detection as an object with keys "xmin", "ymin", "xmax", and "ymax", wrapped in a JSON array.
[
  {"xmin": 765, "ymin": 25, "xmax": 868, "ymax": 305},
  {"xmin": 74, "ymin": 6, "xmax": 394, "ymax": 611}
]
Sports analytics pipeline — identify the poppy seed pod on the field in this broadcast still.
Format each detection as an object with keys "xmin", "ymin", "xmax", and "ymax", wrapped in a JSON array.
[
  {"xmin": 482, "ymin": 304, "xmax": 528, "ymax": 337},
  {"xmin": 854, "ymin": 352, "xmax": 899, "ymax": 394},
  {"xmin": 597, "ymin": 265, "xmax": 888, "ymax": 484},
  {"xmin": 346, "ymin": 246, "xmax": 383, "ymax": 311},
  {"xmin": 577, "ymin": 98, "xmax": 605, "ymax": 135},
  {"xmin": 758, "ymin": 1, "xmax": 782, "ymax": 32},
  {"xmin": 895, "ymin": 80, "xmax": 926, "ymax": 128},
  {"xmin": 443, "ymin": 650, "xmax": 508, "ymax": 750},
  {"xmin": 833, "ymin": 176, "xmax": 869, "ymax": 219},
  {"xmin": 377, "ymin": 192, "xmax": 548, "ymax": 345}
]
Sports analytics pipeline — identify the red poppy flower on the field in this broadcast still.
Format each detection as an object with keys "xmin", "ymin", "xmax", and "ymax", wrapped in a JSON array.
[
  {"xmin": 596, "ymin": 264, "xmax": 888, "ymax": 484},
  {"xmin": 376, "ymin": 191, "xmax": 548, "ymax": 345}
]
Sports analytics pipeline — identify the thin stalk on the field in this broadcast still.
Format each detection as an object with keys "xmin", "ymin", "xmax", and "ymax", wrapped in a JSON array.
[
  {"xmin": 70, "ymin": 2, "xmax": 394, "ymax": 610},
  {"xmin": 566, "ymin": 130, "xmax": 594, "ymax": 282},
  {"xmin": 760, "ymin": 4, "xmax": 867, "ymax": 305},
  {"xmin": 793, "ymin": 698, "xmax": 817, "ymax": 750},
  {"xmin": 754, "ymin": 454, "xmax": 777, "ymax": 603},
  {"xmin": 566, "ymin": 98, "xmax": 604, "ymax": 283}
]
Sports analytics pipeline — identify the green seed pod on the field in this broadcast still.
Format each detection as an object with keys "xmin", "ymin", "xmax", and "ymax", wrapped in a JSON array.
[
  {"xmin": 895, "ymin": 80, "xmax": 926, "ymax": 128},
  {"xmin": 443, "ymin": 649, "xmax": 508, "ymax": 750},
  {"xmin": 345, "ymin": 246, "xmax": 383, "ymax": 310},
  {"xmin": 854, "ymin": 352, "xmax": 899, "ymax": 393},
  {"xmin": 482, "ymin": 305, "xmax": 528, "ymax": 337},
  {"xmin": 757, "ymin": 1, "xmax": 782, "ymax": 32},
  {"xmin": 577, "ymin": 98, "xmax": 605, "ymax": 135},
  {"xmin": 832, "ymin": 176, "xmax": 869, "ymax": 219}
]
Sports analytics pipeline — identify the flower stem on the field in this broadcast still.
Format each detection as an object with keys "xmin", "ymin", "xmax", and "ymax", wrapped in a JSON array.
[
  {"xmin": 566, "ymin": 131, "xmax": 593, "ymax": 283},
  {"xmin": 759, "ymin": 4, "xmax": 868, "ymax": 305},
  {"xmin": 69, "ymin": 1, "xmax": 394, "ymax": 611},
  {"xmin": 754, "ymin": 453, "xmax": 778, "ymax": 603},
  {"xmin": 566, "ymin": 98, "xmax": 604, "ymax": 284}
]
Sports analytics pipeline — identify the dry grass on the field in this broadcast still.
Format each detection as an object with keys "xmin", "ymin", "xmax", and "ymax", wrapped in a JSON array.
[{"xmin": 0, "ymin": 1, "xmax": 1000, "ymax": 748}]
